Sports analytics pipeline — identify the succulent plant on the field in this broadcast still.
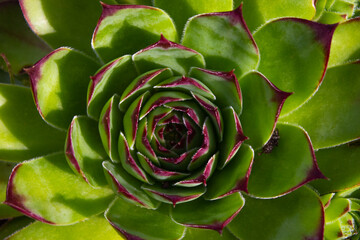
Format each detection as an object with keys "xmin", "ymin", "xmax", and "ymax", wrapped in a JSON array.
[{"xmin": 0, "ymin": 0, "xmax": 360, "ymax": 239}]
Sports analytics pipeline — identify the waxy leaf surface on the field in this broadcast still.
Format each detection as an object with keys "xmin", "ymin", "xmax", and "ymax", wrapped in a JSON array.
[
  {"xmin": 228, "ymin": 187, "xmax": 324, "ymax": 240},
  {"xmin": 27, "ymin": 48, "xmax": 99, "ymax": 129},
  {"xmin": 254, "ymin": 18, "xmax": 336, "ymax": 115},
  {"xmin": 106, "ymin": 198, "xmax": 185, "ymax": 240},
  {"xmin": 7, "ymin": 215, "xmax": 123, "ymax": 240},
  {"xmin": 182, "ymin": 6, "xmax": 258, "ymax": 77},
  {"xmin": 281, "ymin": 62, "xmax": 360, "ymax": 149},
  {"xmin": 248, "ymin": 123, "xmax": 325, "ymax": 197},
  {"xmin": 93, "ymin": 4, "xmax": 177, "ymax": 63},
  {"xmin": 0, "ymin": 84, "xmax": 65, "ymax": 161},
  {"xmin": 5, "ymin": 153, "xmax": 114, "ymax": 224}
]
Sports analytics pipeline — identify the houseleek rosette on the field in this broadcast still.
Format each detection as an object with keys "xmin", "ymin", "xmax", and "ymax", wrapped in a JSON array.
[{"xmin": 0, "ymin": 0, "xmax": 360, "ymax": 239}]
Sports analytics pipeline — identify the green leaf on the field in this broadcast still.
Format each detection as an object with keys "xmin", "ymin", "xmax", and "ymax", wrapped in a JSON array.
[
  {"xmin": 65, "ymin": 116, "xmax": 108, "ymax": 187},
  {"xmin": 280, "ymin": 62, "xmax": 360, "ymax": 149},
  {"xmin": 239, "ymin": 72, "xmax": 291, "ymax": 149},
  {"xmin": 132, "ymin": 35, "xmax": 205, "ymax": 75},
  {"xmin": 7, "ymin": 215, "xmax": 124, "ymax": 240},
  {"xmin": 182, "ymin": 227, "xmax": 238, "ymax": 240},
  {"xmin": 19, "ymin": 0, "xmax": 115, "ymax": 58},
  {"xmin": 254, "ymin": 18, "xmax": 336, "ymax": 115},
  {"xmin": 116, "ymin": 0, "xmax": 152, "ymax": 4},
  {"xmin": 5, "ymin": 153, "xmax": 114, "ymax": 225},
  {"xmin": 0, "ymin": 217, "xmax": 33, "ymax": 240},
  {"xmin": 154, "ymin": 0, "xmax": 233, "ymax": 34},
  {"xmin": 0, "ymin": 1, "xmax": 51, "ymax": 74},
  {"xmin": 182, "ymin": 6, "xmax": 259, "ymax": 77},
  {"xmin": 93, "ymin": 4, "xmax": 178, "ymax": 63},
  {"xmin": 228, "ymin": 187, "xmax": 324, "ymax": 240},
  {"xmin": 189, "ymin": 68, "xmax": 242, "ymax": 115},
  {"xmin": 102, "ymin": 161, "xmax": 157, "ymax": 209},
  {"xmin": 26, "ymin": 48, "xmax": 100, "ymax": 129},
  {"xmin": 241, "ymin": 0, "xmax": 316, "ymax": 32},
  {"xmin": 310, "ymin": 143, "xmax": 360, "ymax": 194},
  {"xmin": 171, "ymin": 193, "xmax": 245, "ymax": 233},
  {"xmin": 106, "ymin": 197, "xmax": 186, "ymax": 240},
  {"xmin": 0, "ymin": 161, "xmax": 22, "ymax": 219},
  {"xmin": 247, "ymin": 123, "xmax": 325, "ymax": 198},
  {"xmin": 87, "ymin": 55, "xmax": 137, "ymax": 119},
  {"xmin": 99, "ymin": 95, "xmax": 122, "ymax": 162},
  {"xmin": 0, "ymin": 84, "xmax": 65, "ymax": 161},
  {"xmin": 328, "ymin": 18, "xmax": 360, "ymax": 67},
  {"xmin": 205, "ymin": 144, "xmax": 254, "ymax": 200}
]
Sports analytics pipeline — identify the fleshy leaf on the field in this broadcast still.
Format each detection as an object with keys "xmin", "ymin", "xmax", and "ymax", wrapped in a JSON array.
[
  {"xmin": 5, "ymin": 153, "xmax": 114, "ymax": 225},
  {"xmin": 205, "ymin": 144, "xmax": 254, "ymax": 200},
  {"xmin": 324, "ymin": 198, "xmax": 350, "ymax": 222},
  {"xmin": 254, "ymin": 18, "xmax": 336, "ymax": 115},
  {"xmin": 171, "ymin": 193, "xmax": 245, "ymax": 233},
  {"xmin": 240, "ymin": 0, "xmax": 316, "ymax": 32},
  {"xmin": 239, "ymin": 72, "xmax": 291, "ymax": 149},
  {"xmin": 26, "ymin": 48, "xmax": 100, "ymax": 129},
  {"xmin": 189, "ymin": 68, "xmax": 242, "ymax": 115},
  {"xmin": 119, "ymin": 68, "xmax": 173, "ymax": 111},
  {"xmin": 19, "ymin": 0, "xmax": 115, "ymax": 57},
  {"xmin": 118, "ymin": 132, "xmax": 151, "ymax": 183},
  {"xmin": 0, "ymin": 84, "xmax": 65, "ymax": 161},
  {"xmin": 310, "ymin": 142, "xmax": 360, "ymax": 194},
  {"xmin": 142, "ymin": 184, "xmax": 205, "ymax": 206},
  {"xmin": 218, "ymin": 107, "xmax": 248, "ymax": 169},
  {"xmin": 153, "ymin": 0, "xmax": 232, "ymax": 34},
  {"xmin": 228, "ymin": 187, "xmax": 324, "ymax": 240},
  {"xmin": 103, "ymin": 161, "xmax": 157, "ymax": 209},
  {"xmin": 93, "ymin": 4, "xmax": 178, "ymax": 62},
  {"xmin": 328, "ymin": 18, "xmax": 360, "ymax": 67},
  {"xmin": 106, "ymin": 198, "xmax": 186, "ymax": 240},
  {"xmin": 0, "ymin": 1, "xmax": 51, "ymax": 74},
  {"xmin": 135, "ymin": 119, "xmax": 158, "ymax": 164},
  {"xmin": 99, "ymin": 95, "xmax": 122, "ymax": 162},
  {"xmin": 133, "ymin": 35, "xmax": 205, "ymax": 75},
  {"xmin": 7, "ymin": 215, "xmax": 124, "ymax": 240},
  {"xmin": 247, "ymin": 123, "xmax": 325, "ymax": 198},
  {"xmin": 280, "ymin": 62, "xmax": 360, "ymax": 149},
  {"xmin": 87, "ymin": 55, "xmax": 137, "ymax": 119},
  {"xmin": 182, "ymin": 6, "xmax": 258, "ymax": 77},
  {"xmin": 0, "ymin": 217, "xmax": 33, "ymax": 240},
  {"xmin": 65, "ymin": 116, "xmax": 108, "ymax": 187},
  {"xmin": 182, "ymin": 227, "xmax": 238, "ymax": 240},
  {"xmin": 0, "ymin": 161, "xmax": 22, "ymax": 219}
]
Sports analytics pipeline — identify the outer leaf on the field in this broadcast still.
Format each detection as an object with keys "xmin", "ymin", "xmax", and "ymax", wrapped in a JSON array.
[
  {"xmin": 7, "ymin": 215, "xmax": 124, "ymax": 240},
  {"xmin": 0, "ymin": 217, "xmax": 33, "ymax": 240},
  {"xmin": 65, "ymin": 116, "xmax": 108, "ymax": 187},
  {"xmin": 182, "ymin": 5, "xmax": 259, "ymax": 77},
  {"xmin": 239, "ymin": 72, "xmax": 291, "ymax": 149},
  {"xmin": 280, "ymin": 62, "xmax": 360, "ymax": 149},
  {"xmin": 19, "ymin": 0, "xmax": 116, "ymax": 57},
  {"xmin": 0, "ymin": 161, "xmax": 22, "ymax": 219},
  {"xmin": 228, "ymin": 187, "xmax": 324, "ymax": 240},
  {"xmin": 241, "ymin": 0, "xmax": 316, "ymax": 32},
  {"xmin": 182, "ymin": 227, "xmax": 237, "ymax": 240},
  {"xmin": 310, "ymin": 142, "xmax": 360, "ymax": 194},
  {"xmin": 171, "ymin": 193, "xmax": 245, "ymax": 233},
  {"xmin": 0, "ymin": 84, "xmax": 65, "ymax": 161},
  {"xmin": 328, "ymin": 18, "xmax": 360, "ymax": 67},
  {"xmin": 93, "ymin": 4, "xmax": 178, "ymax": 63},
  {"xmin": 106, "ymin": 198, "xmax": 186, "ymax": 240},
  {"xmin": 26, "ymin": 48, "xmax": 100, "ymax": 129},
  {"xmin": 87, "ymin": 55, "xmax": 137, "ymax": 119},
  {"xmin": 154, "ymin": 0, "xmax": 233, "ymax": 34},
  {"xmin": 254, "ymin": 18, "xmax": 336, "ymax": 115},
  {"xmin": 0, "ymin": 1, "xmax": 51, "ymax": 74},
  {"xmin": 5, "ymin": 153, "xmax": 114, "ymax": 225},
  {"xmin": 247, "ymin": 123, "xmax": 325, "ymax": 198},
  {"xmin": 132, "ymin": 35, "xmax": 205, "ymax": 75}
]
